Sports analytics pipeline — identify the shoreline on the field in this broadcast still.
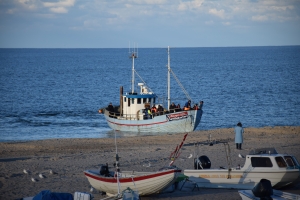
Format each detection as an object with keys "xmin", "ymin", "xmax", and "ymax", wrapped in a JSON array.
[
  {"xmin": 1, "ymin": 125, "xmax": 299, "ymax": 144},
  {"xmin": 1, "ymin": 126, "xmax": 300, "ymax": 199}
]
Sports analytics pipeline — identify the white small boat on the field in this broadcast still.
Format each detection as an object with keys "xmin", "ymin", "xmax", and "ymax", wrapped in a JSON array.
[
  {"xmin": 85, "ymin": 166, "xmax": 181, "ymax": 196},
  {"xmin": 99, "ymin": 46, "xmax": 203, "ymax": 134},
  {"xmin": 184, "ymin": 147, "xmax": 300, "ymax": 189},
  {"xmin": 84, "ymin": 133, "xmax": 187, "ymax": 197},
  {"xmin": 238, "ymin": 179, "xmax": 300, "ymax": 200}
]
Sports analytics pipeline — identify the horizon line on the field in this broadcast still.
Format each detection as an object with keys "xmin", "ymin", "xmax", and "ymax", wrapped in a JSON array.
[{"xmin": 1, "ymin": 45, "xmax": 300, "ymax": 49}]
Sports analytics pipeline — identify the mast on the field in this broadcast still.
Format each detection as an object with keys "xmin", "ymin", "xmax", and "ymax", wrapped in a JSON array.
[
  {"xmin": 131, "ymin": 53, "xmax": 135, "ymax": 94},
  {"xmin": 129, "ymin": 43, "xmax": 138, "ymax": 93},
  {"xmin": 167, "ymin": 46, "xmax": 171, "ymax": 110},
  {"xmin": 120, "ymin": 86, "xmax": 123, "ymax": 116}
]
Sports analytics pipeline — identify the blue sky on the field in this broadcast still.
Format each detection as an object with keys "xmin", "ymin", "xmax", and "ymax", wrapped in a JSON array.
[{"xmin": 0, "ymin": 0, "xmax": 299, "ymax": 48}]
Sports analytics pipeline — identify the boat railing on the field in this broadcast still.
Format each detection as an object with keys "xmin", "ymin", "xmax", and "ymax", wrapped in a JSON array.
[
  {"xmin": 168, "ymin": 108, "xmax": 182, "ymax": 113},
  {"xmin": 106, "ymin": 111, "xmax": 167, "ymax": 120},
  {"xmin": 105, "ymin": 109, "xmax": 143, "ymax": 120},
  {"xmin": 105, "ymin": 110, "xmax": 138, "ymax": 120}
]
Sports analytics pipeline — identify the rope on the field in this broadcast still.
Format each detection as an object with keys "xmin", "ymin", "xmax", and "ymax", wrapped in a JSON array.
[
  {"xmin": 170, "ymin": 69, "xmax": 192, "ymax": 101},
  {"xmin": 134, "ymin": 69, "xmax": 153, "ymax": 93}
]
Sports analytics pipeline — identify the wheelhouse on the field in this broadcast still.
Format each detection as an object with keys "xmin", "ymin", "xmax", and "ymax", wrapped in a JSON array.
[{"xmin": 242, "ymin": 148, "xmax": 300, "ymax": 170}]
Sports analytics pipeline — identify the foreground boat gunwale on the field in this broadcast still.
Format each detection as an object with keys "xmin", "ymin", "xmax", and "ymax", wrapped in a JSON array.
[{"xmin": 84, "ymin": 168, "xmax": 182, "ymax": 183}]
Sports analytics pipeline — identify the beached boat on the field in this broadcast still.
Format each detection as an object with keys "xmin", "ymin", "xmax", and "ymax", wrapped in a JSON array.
[
  {"xmin": 84, "ymin": 133, "xmax": 187, "ymax": 197},
  {"xmin": 99, "ymin": 46, "xmax": 203, "ymax": 133},
  {"xmin": 184, "ymin": 147, "xmax": 300, "ymax": 190},
  {"xmin": 238, "ymin": 179, "xmax": 300, "ymax": 200},
  {"xmin": 85, "ymin": 166, "xmax": 181, "ymax": 196}
]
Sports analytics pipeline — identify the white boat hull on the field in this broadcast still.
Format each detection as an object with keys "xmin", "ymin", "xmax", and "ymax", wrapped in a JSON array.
[
  {"xmin": 184, "ymin": 168, "xmax": 300, "ymax": 189},
  {"xmin": 84, "ymin": 168, "xmax": 181, "ymax": 196},
  {"xmin": 104, "ymin": 110, "xmax": 202, "ymax": 133}
]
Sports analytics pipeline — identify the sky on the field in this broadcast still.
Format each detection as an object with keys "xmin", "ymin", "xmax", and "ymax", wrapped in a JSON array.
[{"xmin": 0, "ymin": 0, "xmax": 299, "ymax": 48}]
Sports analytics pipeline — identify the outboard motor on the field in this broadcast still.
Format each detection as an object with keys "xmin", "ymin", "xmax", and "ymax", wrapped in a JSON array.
[
  {"xmin": 252, "ymin": 179, "xmax": 273, "ymax": 200},
  {"xmin": 100, "ymin": 165, "xmax": 109, "ymax": 176},
  {"xmin": 194, "ymin": 155, "xmax": 211, "ymax": 169}
]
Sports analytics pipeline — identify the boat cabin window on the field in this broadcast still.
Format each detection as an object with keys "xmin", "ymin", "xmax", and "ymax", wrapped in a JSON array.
[
  {"xmin": 143, "ymin": 98, "xmax": 146, "ymax": 103},
  {"xmin": 128, "ymin": 98, "xmax": 130, "ymax": 107},
  {"xmin": 275, "ymin": 157, "xmax": 287, "ymax": 168},
  {"xmin": 124, "ymin": 97, "xmax": 126, "ymax": 102},
  {"xmin": 153, "ymin": 98, "xmax": 156, "ymax": 103},
  {"xmin": 292, "ymin": 156, "xmax": 300, "ymax": 166},
  {"xmin": 148, "ymin": 98, "xmax": 151, "ymax": 103},
  {"xmin": 284, "ymin": 156, "xmax": 296, "ymax": 167},
  {"xmin": 132, "ymin": 98, "xmax": 134, "ymax": 104},
  {"xmin": 251, "ymin": 157, "xmax": 273, "ymax": 167},
  {"xmin": 137, "ymin": 98, "xmax": 141, "ymax": 104}
]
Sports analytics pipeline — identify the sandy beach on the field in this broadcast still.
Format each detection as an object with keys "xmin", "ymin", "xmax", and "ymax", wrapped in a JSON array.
[{"xmin": 1, "ymin": 126, "xmax": 300, "ymax": 200}]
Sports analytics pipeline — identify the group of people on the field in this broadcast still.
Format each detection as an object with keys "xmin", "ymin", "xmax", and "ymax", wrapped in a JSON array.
[
  {"xmin": 144, "ymin": 105, "xmax": 164, "ymax": 119},
  {"xmin": 150, "ymin": 104, "xmax": 164, "ymax": 114},
  {"xmin": 147, "ymin": 100, "xmax": 204, "ymax": 117},
  {"xmin": 106, "ymin": 100, "xmax": 204, "ymax": 120},
  {"xmin": 169, "ymin": 102, "xmax": 181, "ymax": 113},
  {"xmin": 170, "ymin": 100, "xmax": 203, "ymax": 111}
]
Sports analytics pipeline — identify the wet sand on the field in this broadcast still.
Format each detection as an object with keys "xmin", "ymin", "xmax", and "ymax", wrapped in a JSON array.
[{"xmin": 0, "ymin": 126, "xmax": 300, "ymax": 200}]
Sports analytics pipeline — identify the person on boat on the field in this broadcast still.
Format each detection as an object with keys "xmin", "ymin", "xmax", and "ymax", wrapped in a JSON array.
[
  {"xmin": 193, "ymin": 104, "xmax": 198, "ymax": 110},
  {"xmin": 107, "ymin": 102, "xmax": 114, "ymax": 112},
  {"xmin": 169, "ymin": 102, "xmax": 176, "ymax": 113},
  {"xmin": 185, "ymin": 100, "xmax": 191, "ymax": 108},
  {"xmin": 184, "ymin": 105, "xmax": 190, "ymax": 111},
  {"xmin": 234, "ymin": 122, "xmax": 244, "ymax": 150},
  {"xmin": 199, "ymin": 101, "xmax": 204, "ymax": 110},
  {"xmin": 151, "ymin": 105, "xmax": 157, "ymax": 115},
  {"xmin": 147, "ymin": 108, "xmax": 152, "ymax": 119},
  {"xmin": 176, "ymin": 104, "xmax": 181, "ymax": 111},
  {"xmin": 144, "ymin": 107, "xmax": 152, "ymax": 119},
  {"xmin": 144, "ymin": 108, "xmax": 149, "ymax": 119},
  {"xmin": 157, "ymin": 105, "xmax": 164, "ymax": 115}
]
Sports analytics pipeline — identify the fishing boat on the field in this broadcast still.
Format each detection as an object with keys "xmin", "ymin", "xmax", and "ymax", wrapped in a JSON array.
[
  {"xmin": 84, "ymin": 133, "xmax": 188, "ymax": 197},
  {"xmin": 99, "ymin": 46, "xmax": 203, "ymax": 133},
  {"xmin": 183, "ymin": 146, "xmax": 300, "ymax": 190}
]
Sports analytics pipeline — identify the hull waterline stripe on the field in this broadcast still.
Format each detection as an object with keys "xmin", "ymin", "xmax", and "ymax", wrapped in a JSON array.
[{"xmin": 84, "ymin": 169, "xmax": 181, "ymax": 184}]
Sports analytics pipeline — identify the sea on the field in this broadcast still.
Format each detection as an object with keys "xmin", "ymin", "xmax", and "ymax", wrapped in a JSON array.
[{"xmin": 0, "ymin": 46, "xmax": 299, "ymax": 142}]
